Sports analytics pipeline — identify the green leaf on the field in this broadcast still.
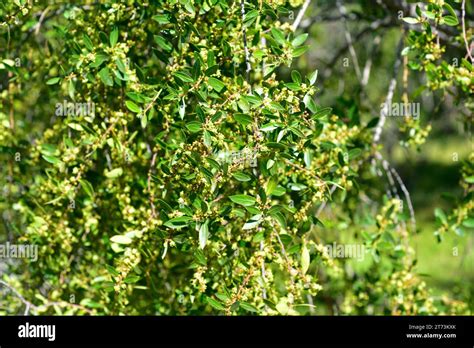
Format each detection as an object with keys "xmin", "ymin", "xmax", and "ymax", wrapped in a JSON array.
[
  {"xmin": 2, "ymin": 59, "xmax": 15, "ymax": 67},
  {"xmin": 186, "ymin": 121, "xmax": 202, "ymax": 133},
  {"xmin": 126, "ymin": 100, "xmax": 141, "ymax": 113},
  {"xmin": 465, "ymin": 176, "xmax": 474, "ymax": 184},
  {"xmin": 443, "ymin": 3, "xmax": 457, "ymax": 18},
  {"xmin": 462, "ymin": 218, "xmax": 474, "ymax": 228},
  {"xmin": 243, "ymin": 219, "xmax": 261, "ymax": 230},
  {"xmin": 99, "ymin": 67, "xmax": 114, "ymax": 86},
  {"xmin": 443, "ymin": 15, "xmax": 459, "ymax": 26},
  {"xmin": 40, "ymin": 144, "xmax": 57, "ymax": 156},
  {"xmin": 276, "ymin": 301, "xmax": 288, "ymax": 315},
  {"xmin": 424, "ymin": 11, "xmax": 436, "ymax": 20},
  {"xmin": 140, "ymin": 113, "xmax": 148, "ymax": 129},
  {"xmin": 272, "ymin": 186, "xmax": 286, "ymax": 196},
  {"xmin": 115, "ymin": 59, "xmax": 127, "ymax": 74},
  {"xmin": 67, "ymin": 123, "xmax": 83, "ymax": 131},
  {"xmin": 291, "ymin": 70, "xmax": 302, "ymax": 84},
  {"xmin": 105, "ymin": 265, "xmax": 119, "ymax": 277},
  {"xmin": 203, "ymin": 130, "xmax": 212, "ymax": 147},
  {"xmin": 124, "ymin": 275, "xmax": 140, "ymax": 284},
  {"xmin": 164, "ymin": 216, "xmax": 193, "ymax": 229},
  {"xmin": 199, "ymin": 220, "xmax": 209, "ymax": 249},
  {"xmin": 173, "ymin": 71, "xmax": 194, "ymax": 83},
  {"xmin": 83, "ymin": 34, "xmax": 94, "ymax": 51},
  {"xmin": 402, "ymin": 17, "xmax": 418, "ymax": 24},
  {"xmin": 79, "ymin": 179, "xmax": 94, "ymax": 198},
  {"xmin": 110, "ymin": 27, "xmax": 119, "ymax": 47},
  {"xmin": 229, "ymin": 194, "xmax": 256, "ymax": 207},
  {"xmin": 301, "ymin": 244, "xmax": 310, "ymax": 275},
  {"xmin": 312, "ymin": 107, "xmax": 332, "ymax": 119},
  {"xmin": 308, "ymin": 70, "xmax": 318, "ymax": 85},
  {"xmin": 233, "ymin": 113, "xmax": 253, "ymax": 126},
  {"xmin": 292, "ymin": 33, "xmax": 308, "ymax": 47},
  {"xmin": 68, "ymin": 80, "xmax": 76, "ymax": 99},
  {"xmin": 154, "ymin": 35, "xmax": 172, "ymax": 51},
  {"xmin": 215, "ymin": 293, "xmax": 230, "ymax": 302},
  {"xmin": 206, "ymin": 296, "xmax": 225, "ymax": 311},
  {"xmin": 208, "ymin": 77, "xmax": 225, "ymax": 92},
  {"xmin": 244, "ymin": 9, "xmax": 259, "ymax": 26},
  {"xmin": 152, "ymin": 14, "xmax": 170, "ymax": 24},
  {"xmin": 232, "ymin": 172, "xmax": 251, "ymax": 182},
  {"xmin": 46, "ymin": 77, "xmax": 61, "ymax": 85},
  {"xmin": 292, "ymin": 45, "xmax": 309, "ymax": 57},
  {"xmin": 110, "ymin": 235, "xmax": 132, "ymax": 245},
  {"xmin": 42, "ymin": 155, "xmax": 60, "ymax": 165},
  {"xmin": 240, "ymin": 302, "xmax": 258, "ymax": 313},
  {"xmin": 106, "ymin": 168, "xmax": 123, "ymax": 178},
  {"xmin": 90, "ymin": 54, "xmax": 108, "ymax": 68},
  {"xmin": 348, "ymin": 148, "xmax": 362, "ymax": 159},
  {"xmin": 265, "ymin": 176, "xmax": 278, "ymax": 196},
  {"xmin": 271, "ymin": 28, "xmax": 286, "ymax": 45},
  {"xmin": 434, "ymin": 208, "xmax": 447, "ymax": 224}
]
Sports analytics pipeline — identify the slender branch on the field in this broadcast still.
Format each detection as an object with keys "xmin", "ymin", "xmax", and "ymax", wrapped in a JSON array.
[
  {"xmin": 375, "ymin": 152, "xmax": 416, "ymax": 232},
  {"xmin": 240, "ymin": 0, "xmax": 251, "ymax": 90},
  {"xmin": 461, "ymin": 0, "xmax": 474, "ymax": 63},
  {"xmin": 33, "ymin": 6, "xmax": 50, "ymax": 36},
  {"xmin": 321, "ymin": 17, "xmax": 393, "ymax": 79},
  {"xmin": 0, "ymin": 279, "xmax": 95, "ymax": 315},
  {"xmin": 361, "ymin": 36, "xmax": 381, "ymax": 88},
  {"xmin": 147, "ymin": 151, "xmax": 158, "ymax": 218},
  {"xmin": 336, "ymin": 0, "xmax": 361, "ymax": 81},
  {"xmin": 0, "ymin": 279, "xmax": 34, "ymax": 315},
  {"xmin": 373, "ymin": 39, "xmax": 403, "ymax": 144},
  {"xmin": 259, "ymin": 240, "xmax": 267, "ymax": 300},
  {"xmin": 292, "ymin": 0, "xmax": 311, "ymax": 32},
  {"xmin": 389, "ymin": 164, "xmax": 416, "ymax": 231}
]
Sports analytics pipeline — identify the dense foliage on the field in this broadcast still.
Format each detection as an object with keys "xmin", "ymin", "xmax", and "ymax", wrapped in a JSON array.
[{"xmin": 0, "ymin": 0, "xmax": 472, "ymax": 315}]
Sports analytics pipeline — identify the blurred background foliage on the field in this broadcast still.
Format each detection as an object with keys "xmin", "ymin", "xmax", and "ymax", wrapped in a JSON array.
[{"xmin": 289, "ymin": 0, "xmax": 473, "ymax": 313}]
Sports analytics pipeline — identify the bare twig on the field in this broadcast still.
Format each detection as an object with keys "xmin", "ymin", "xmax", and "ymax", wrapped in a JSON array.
[
  {"xmin": 0, "ymin": 280, "xmax": 34, "ymax": 315},
  {"xmin": 389, "ymin": 164, "xmax": 416, "ymax": 231},
  {"xmin": 361, "ymin": 36, "xmax": 381, "ymax": 88},
  {"xmin": 147, "ymin": 152, "xmax": 158, "ymax": 218},
  {"xmin": 240, "ymin": 0, "xmax": 251, "ymax": 89},
  {"xmin": 321, "ymin": 17, "xmax": 393, "ymax": 79},
  {"xmin": 260, "ymin": 240, "xmax": 267, "ymax": 300},
  {"xmin": 375, "ymin": 152, "xmax": 416, "ymax": 232},
  {"xmin": 336, "ymin": 0, "xmax": 362, "ymax": 81},
  {"xmin": 292, "ymin": 0, "xmax": 311, "ymax": 32},
  {"xmin": 461, "ymin": 0, "xmax": 474, "ymax": 63},
  {"xmin": 0, "ymin": 279, "xmax": 94, "ymax": 315},
  {"xmin": 373, "ymin": 39, "xmax": 403, "ymax": 144},
  {"xmin": 33, "ymin": 6, "xmax": 50, "ymax": 35}
]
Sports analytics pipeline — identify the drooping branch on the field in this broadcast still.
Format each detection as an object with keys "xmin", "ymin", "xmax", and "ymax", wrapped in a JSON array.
[
  {"xmin": 374, "ymin": 152, "xmax": 416, "ymax": 232},
  {"xmin": 240, "ymin": 0, "xmax": 251, "ymax": 89},
  {"xmin": 336, "ymin": 0, "xmax": 361, "ymax": 81},
  {"xmin": 373, "ymin": 38, "xmax": 403, "ymax": 144},
  {"xmin": 0, "ymin": 279, "xmax": 34, "ymax": 315},
  {"xmin": 461, "ymin": 0, "xmax": 474, "ymax": 63},
  {"xmin": 292, "ymin": 0, "xmax": 311, "ymax": 32},
  {"xmin": 0, "ymin": 279, "xmax": 94, "ymax": 315}
]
